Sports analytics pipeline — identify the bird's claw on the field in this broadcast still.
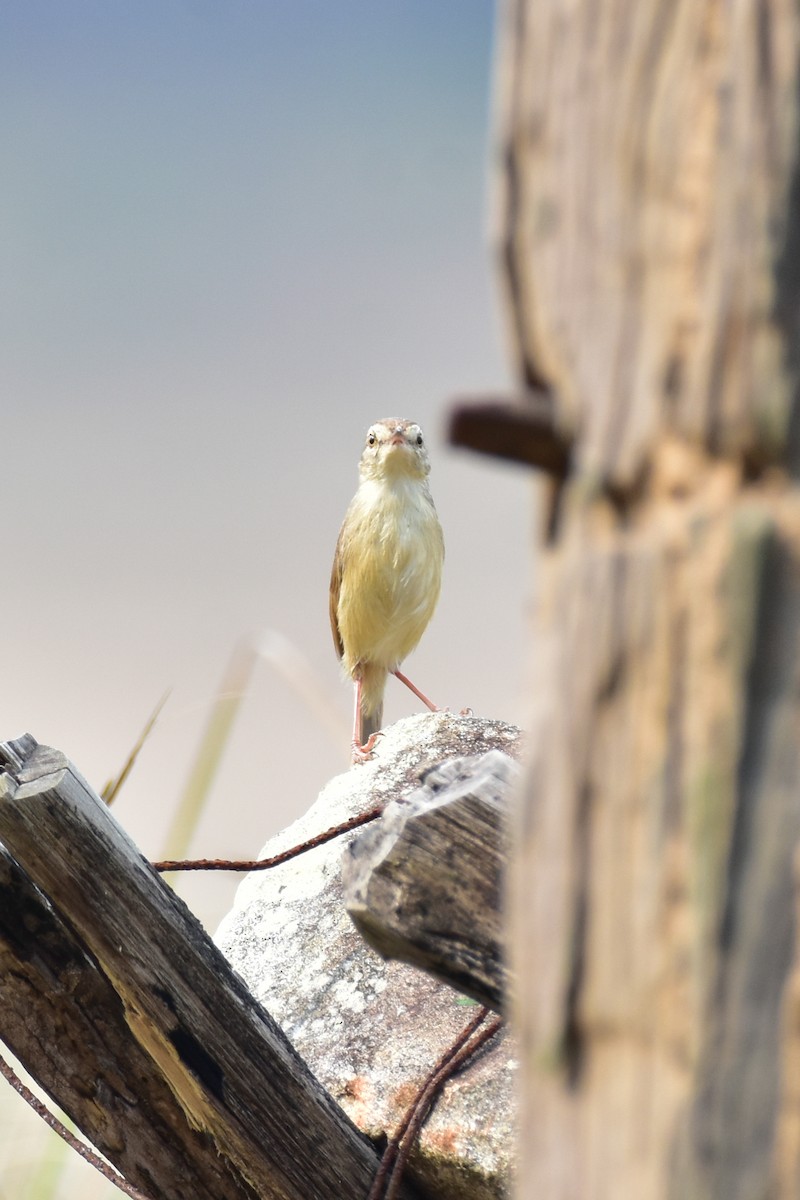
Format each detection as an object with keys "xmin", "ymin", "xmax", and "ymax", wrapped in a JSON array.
[{"xmin": 351, "ymin": 732, "xmax": 382, "ymax": 764}]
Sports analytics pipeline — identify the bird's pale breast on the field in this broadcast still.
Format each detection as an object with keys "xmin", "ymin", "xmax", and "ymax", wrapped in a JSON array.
[{"xmin": 336, "ymin": 476, "xmax": 443, "ymax": 673}]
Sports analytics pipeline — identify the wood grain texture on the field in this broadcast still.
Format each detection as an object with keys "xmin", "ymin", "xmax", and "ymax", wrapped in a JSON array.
[
  {"xmin": 493, "ymin": 0, "xmax": 800, "ymax": 486},
  {"xmin": 493, "ymin": 1, "xmax": 800, "ymax": 1195},
  {"xmin": 0, "ymin": 844, "xmax": 261, "ymax": 1200},
  {"xmin": 774, "ymin": 849, "xmax": 800, "ymax": 1195},
  {"xmin": 0, "ymin": 738, "xmax": 418, "ymax": 1200},
  {"xmin": 342, "ymin": 750, "xmax": 518, "ymax": 1013},
  {"xmin": 511, "ymin": 467, "xmax": 800, "ymax": 1199}
]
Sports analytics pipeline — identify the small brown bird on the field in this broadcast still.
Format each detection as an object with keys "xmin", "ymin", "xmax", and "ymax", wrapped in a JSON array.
[{"xmin": 330, "ymin": 418, "xmax": 444, "ymax": 762}]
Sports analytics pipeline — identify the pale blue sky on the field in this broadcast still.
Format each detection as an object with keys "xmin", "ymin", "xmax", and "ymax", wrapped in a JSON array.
[{"xmin": 1, "ymin": 2, "xmax": 530, "ymax": 932}]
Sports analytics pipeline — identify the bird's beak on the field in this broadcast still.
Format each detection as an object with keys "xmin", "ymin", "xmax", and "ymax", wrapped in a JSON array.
[{"xmin": 389, "ymin": 430, "xmax": 406, "ymax": 446}]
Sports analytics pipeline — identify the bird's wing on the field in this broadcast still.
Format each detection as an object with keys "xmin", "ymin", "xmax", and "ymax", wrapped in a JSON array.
[{"xmin": 329, "ymin": 528, "xmax": 345, "ymax": 660}]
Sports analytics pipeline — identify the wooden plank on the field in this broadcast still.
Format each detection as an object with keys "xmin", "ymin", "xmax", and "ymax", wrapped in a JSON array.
[
  {"xmin": 0, "ymin": 737, "xmax": 417, "ymax": 1200},
  {"xmin": 0, "ymin": 843, "xmax": 260, "ymax": 1200},
  {"xmin": 342, "ymin": 750, "xmax": 517, "ymax": 1012}
]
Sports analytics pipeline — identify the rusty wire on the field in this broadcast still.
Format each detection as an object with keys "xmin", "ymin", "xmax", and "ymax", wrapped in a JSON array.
[
  {"xmin": 0, "ymin": 1051, "xmax": 154, "ymax": 1200},
  {"xmin": 152, "ymin": 803, "xmax": 385, "ymax": 873},
  {"xmin": 367, "ymin": 1006, "xmax": 504, "ymax": 1200}
]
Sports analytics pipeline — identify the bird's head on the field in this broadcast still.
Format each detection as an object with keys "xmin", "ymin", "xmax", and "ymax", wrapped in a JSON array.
[{"xmin": 358, "ymin": 418, "xmax": 431, "ymax": 483}]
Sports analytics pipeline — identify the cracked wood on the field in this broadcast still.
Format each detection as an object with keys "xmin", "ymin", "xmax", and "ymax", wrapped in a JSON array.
[
  {"xmin": 0, "ymin": 736, "xmax": 420, "ymax": 1200},
  {"xmin": 342, "ymin": 750, "xmax": 518, "ymax": 1014}
]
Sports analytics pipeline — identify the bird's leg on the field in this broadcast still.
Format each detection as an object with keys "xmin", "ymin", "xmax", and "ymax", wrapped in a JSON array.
[
  {"xmin": 392, "ymin": 669, "xmax": 439, "ymax": 712},
  {"xmin": 351, "ymin": 676, "xmax": 381, "ymax": 763},
  {"xmin": 392, "ymin": 670, "xmax": 473, "ymax": 718}
]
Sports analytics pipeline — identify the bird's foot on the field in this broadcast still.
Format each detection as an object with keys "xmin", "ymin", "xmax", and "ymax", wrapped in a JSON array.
[{"xmin": 350, "ymin": 732, "xmax": 382, "ymax": 764}]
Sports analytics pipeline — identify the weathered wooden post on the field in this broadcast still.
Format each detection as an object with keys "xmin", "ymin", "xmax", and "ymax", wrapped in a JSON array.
[
  {"xmin": 488, "ymin": 1, "xmax": 800, "ymax": 1196},
  {"xmin": 0, "ymin": 736, "xmax": 421, "ymax": 1200}
]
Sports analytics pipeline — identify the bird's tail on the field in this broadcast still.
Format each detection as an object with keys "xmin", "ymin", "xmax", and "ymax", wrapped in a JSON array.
[
  {"xmin": 360, "ymin": 700, "xmax": 383, "ymax": 745},
  {"xmin": 358, "ymin": 664, "xmax": 387, "ymax": 746}
]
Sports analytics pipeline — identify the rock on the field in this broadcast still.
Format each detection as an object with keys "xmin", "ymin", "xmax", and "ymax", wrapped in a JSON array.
[{"xmin": 215, "ymin": 711, "xmax": 523, "ymax": 1200}]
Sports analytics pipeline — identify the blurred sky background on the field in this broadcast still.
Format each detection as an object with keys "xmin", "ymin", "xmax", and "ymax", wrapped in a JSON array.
[
  {"xmin": 1, "ymin": 0, "xmax": 533, "ymax": 933},
  {"xmin": 2, "ymin": 1, "xmax": 536, "ymax": 1191}
]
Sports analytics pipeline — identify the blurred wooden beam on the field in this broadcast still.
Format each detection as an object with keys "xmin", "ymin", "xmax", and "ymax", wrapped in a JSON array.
[{"xmin": 447, "ymin": 391, "xmax": 571, "ymax": 477}]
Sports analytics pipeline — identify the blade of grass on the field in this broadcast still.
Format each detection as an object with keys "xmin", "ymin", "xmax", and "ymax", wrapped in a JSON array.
[
  {"xmin": 101, "ymin": 692, "xmax": 171, "ymax": 806},
  {"xmin": 161, "ymin": 638, "xmax": 257, "ymax": 878},
  {"xmin": 161, "ymin": 630, "xmax": 349, "ymax": 887},
  {"xmin": 255, "ymin": 630, "xmax": 349, "ymax": 748}
]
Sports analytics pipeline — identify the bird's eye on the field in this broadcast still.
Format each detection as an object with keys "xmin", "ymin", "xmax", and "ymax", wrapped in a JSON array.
[
  {"xmin": 368, "ymin": 432, "xmax": 376, "ymax": 446},
  {"xmin": 416, "ymin": 434, "xmax": 423, "ymax": 446}
]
